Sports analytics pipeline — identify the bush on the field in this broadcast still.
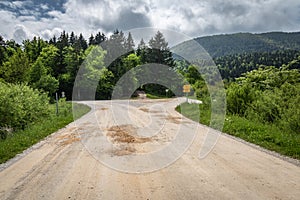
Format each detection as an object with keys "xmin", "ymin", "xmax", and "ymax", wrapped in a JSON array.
[
  {"xmin": 0, "ymin": 82, "xmax": 51, "ymax": 131},
  {"xmin": 226, "ymin": 82, "xmax": 256, "ymax": 115},
  {"xmin": 245, "ymin": 91, "xmax": 280, "ymax": 123}
]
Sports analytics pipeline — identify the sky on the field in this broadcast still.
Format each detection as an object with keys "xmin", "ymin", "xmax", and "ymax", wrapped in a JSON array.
[{"xmin": 0, "ymin": 0, "xmax": 300, "ymax": 44}]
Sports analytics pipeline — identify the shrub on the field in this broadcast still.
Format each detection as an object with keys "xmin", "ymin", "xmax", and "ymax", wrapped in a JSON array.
[
  {"xmin": 245, "ymin": 91, "xmax": 280, "ymax": 123},
  {"xmin": 0, "ymin": 82, "xmax": 51, "ymax": 131}
]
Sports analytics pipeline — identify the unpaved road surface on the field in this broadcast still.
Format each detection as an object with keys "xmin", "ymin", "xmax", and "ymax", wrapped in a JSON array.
[{"xmin": 0, "ymin": 98, "xmax": 299, "ymax": 200}]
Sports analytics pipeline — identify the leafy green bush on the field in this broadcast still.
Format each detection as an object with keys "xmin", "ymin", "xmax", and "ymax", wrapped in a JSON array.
[
  {"xmin": 245, "ymin": 90, "xmax": 280, "ymax": 123},
  {"xmin": 0, "ymin": 82, "xmax": 51, "ymax": 132},
  {"xmin": 279, "ymin": 90, "xmax": 300, "ymax": 134},
  {"xmin": 226, "ymin": 82, "xmax": 256, "ymax": 115}
]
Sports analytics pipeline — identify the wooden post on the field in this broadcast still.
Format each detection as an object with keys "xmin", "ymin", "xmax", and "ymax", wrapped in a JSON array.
[{"xmin": 55, "ymin": 92, "xmax": 59, "ymax": 115}]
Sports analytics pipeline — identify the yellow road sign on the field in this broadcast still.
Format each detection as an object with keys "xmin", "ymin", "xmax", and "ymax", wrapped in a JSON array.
[{"xmin": 183, "ymin": 84, "xmax": 191, "ymax": 93}]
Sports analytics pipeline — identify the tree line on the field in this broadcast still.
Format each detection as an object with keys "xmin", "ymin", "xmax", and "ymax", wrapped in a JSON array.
[
  {"xmin": 0, "ymin": 30, "xmax": 175, "ymax": 135},
  {"xmin": 215, "ymin": 50, "xmax": 300, "ymax": 80},
  {"xmin": 0, "ymin": 30, "xmax": 174, "ymax": 100}
]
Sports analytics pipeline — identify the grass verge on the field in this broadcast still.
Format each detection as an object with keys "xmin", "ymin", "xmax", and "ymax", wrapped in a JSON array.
[
  {"xmin": 146, "ymin": 93, "xmax": 169, "ymax": 99},
  {"xmin": 176, "ymin": 102, "xmax": 300, "ymax": 160},
  {"xmin": 0, "ymin": 102, "xmax": 90, "ymax": 164}
]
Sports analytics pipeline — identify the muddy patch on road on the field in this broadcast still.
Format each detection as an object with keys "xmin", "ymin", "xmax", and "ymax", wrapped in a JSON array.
[
  {"xmin": 98, "ymin": 107, "xmax": 109, "ymax": 111},
  {"xmin": 111, "ymin": 145, "xmax": 136, "ymax": 156},
  {"xmin": 165, "ymin": 115, "xmax": 182, "ymax": 124},
  {"xmin": 139, "ymin": 107, "xmax": 162, "ymax": 114},
  {"xmin": 139, "ymin": 107, "xmax": 149, "ymax": 112},
  {"xmin": 57, "ymin": 133, "xmax": 81, "ymax": 146},
  {"xmin": 106, "ymin": 125, "xmax": 152, "ymax": 156},
  {"xmin": 107, "ymin": 125, "xmax": 151, "ymax": 143}
]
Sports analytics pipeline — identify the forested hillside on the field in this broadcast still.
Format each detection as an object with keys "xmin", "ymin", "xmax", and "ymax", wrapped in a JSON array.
[
  {"xmin": 215, "ymin": 50, "xmax": 300, "ymax": 80},
  {"xmin": 173, "ymin": 32, "xmax": 300, "ymax": 80},
  {"xmin": 195, "ymin": 32, "xmax": 300, "ymax": 58}
]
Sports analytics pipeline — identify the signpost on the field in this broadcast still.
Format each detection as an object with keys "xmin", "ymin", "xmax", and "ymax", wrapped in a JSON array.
[
  {"xmin": 183, "ymin": 84, "xmax": 191, "ymax": 102},
  {"xmin": 55, "ymin": 92, "xmax": 59, "ymax": 115},
  {"xmin": 165, "ymin": 89, "xmax": 169, "ymax": 97}
]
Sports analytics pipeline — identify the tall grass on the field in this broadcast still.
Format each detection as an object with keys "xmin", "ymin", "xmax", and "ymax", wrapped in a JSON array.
[{"xmin": 176, "ymin": 103, "xmax": 300, "ymax": 160}]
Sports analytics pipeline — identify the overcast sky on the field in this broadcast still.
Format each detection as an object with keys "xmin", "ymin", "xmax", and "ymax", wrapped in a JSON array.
[{"xmin": 0, "ymin": 0, "xmax": 300, "ymax": 43}]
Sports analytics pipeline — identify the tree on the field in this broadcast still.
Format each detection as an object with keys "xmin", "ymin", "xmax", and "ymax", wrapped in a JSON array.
[
  {"xmin": 75, "ymin": 45, "xmax": 108, "ymax": 99},
  {"xmin": 0, "ymin": 48, "xmax": 30, "ymax": 83},
  {"xmin": 69, "ymin": 31, "xmax": 76, "ymax": 46},
  {"xmin": 37, "ymin": 45, "xmax": 59, "ymax": 75},
  {"xmin": 124, "ymin": 32, "xmax": 135, "ymax": 53},
  {"xmin": 123, "ymin": 53, "xmax": 141, "ymax": 72},
  {"xmin": 0, "ymin": 36, "xmax": 7, "ymax": 66},
  {"xmin": 103, "ymin": 30, "xmax": 127, "ymax": 82},
  {"xmin": 49, "ymin": 35, "xmax": 57, "ymax": 45},
  {"xmin": 96, "ymin": 68, "xmax": 114, "ymax": 99},
  {"xmin": 57, "ymin": 31, "xmax": 69, "ymax": 50},
  {"xmin": 59, "ymin": 46, "xmax": 84, "ymax": 99},
  {"xmin": 95, "ymin": 32, "xmax": 106, "ymax": 45},
  {"xmin": 147, "ymin": 31, "xmax": 174, "ymax": 67},
  {"xmin": 140, "ymin": 31, "xmax": 175, "ymax": 95},
  {"xmin": 137, "ymin": 38, "xmax": 147, "ymax": 63},
  {"xmin": 89, "ymin": 34, "xmax": 95, "ymax": 46},
  {"xmin": 29, "ymin": 46, "xmax": 59, "ymax": 96},
  {"xmin": 23, "ymin": 37, "xmax": 47, "ymax": 63},
  {"xmin": 29, "ymin": 58, "xmax": 59, "ymax": 96},
  {"xmin": 53, "ymin": 31, "xmax": 70, "ymax": 80},
  {"xmin": 78, "ymin": 33, "xmax": 88, "ymax": 50}
]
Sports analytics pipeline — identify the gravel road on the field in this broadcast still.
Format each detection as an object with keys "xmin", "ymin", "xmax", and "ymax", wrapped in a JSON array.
[{"xmin": 0, "ymin": 98, "xmax": 299, "ymax": 200}]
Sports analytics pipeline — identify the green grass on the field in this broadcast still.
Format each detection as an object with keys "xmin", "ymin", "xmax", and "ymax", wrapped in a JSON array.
[
  {"xmin": 0, "ymin": 102, "xmax": 90, "ymax": 164},
  {"xmin": 176, "ymin": 103, "xmax": 300, "ymax": 160},
  {"xmin": 176, "ymin": 102, "xmax": 211, "ymax": 125},
  {"xmin": 146, "ymin": 93, "xmax": 169, "ymax": 99}
]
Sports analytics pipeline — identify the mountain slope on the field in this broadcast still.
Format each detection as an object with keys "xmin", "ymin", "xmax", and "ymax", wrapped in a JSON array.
[{"xmin": 194, "ymin": 32, "xmax": 300, "ymax": 58}]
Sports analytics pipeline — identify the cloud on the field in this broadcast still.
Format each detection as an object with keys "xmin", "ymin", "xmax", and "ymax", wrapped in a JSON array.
[
  {"xmin": 40, "ymin": 4, "xmax": 49, "ymax": 10},
  {"xmin": 13, "ymin": 25, "xmax": 29, "ymax": 43},
  {"xmin": 40, "ymin": 28, "xmax": 63, "ymax": 40},
  {"xmin": 0, "ymin": 0, "xmax": 300, "ymax": 43}
]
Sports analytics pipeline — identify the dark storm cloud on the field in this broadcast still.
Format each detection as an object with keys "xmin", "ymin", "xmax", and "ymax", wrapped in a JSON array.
[
  {"xmin": 0, "ymin": 0, "xmax": 300, "ymax": 42},
  {"xmin": 211, "ymin": 1, "xmax": 248, "ymax": 17},
  {"xmin": 107, "ymin": 9, "xmax": 151, "ymax": 31}
]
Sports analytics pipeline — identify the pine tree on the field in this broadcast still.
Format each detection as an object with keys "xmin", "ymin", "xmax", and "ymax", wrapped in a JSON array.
[
  {"xmin": 147, "ymin": 31, "xmax": 174, "ymax": 67},
  {"xmin": 89, "ymin": 34, "xmax": 95, "ymax": 46},
  {"xmin": 137, "ymin": 38, "xmax": 147, "ymax": 63},
  {"xmin": 124, "ymin": 32, "xmax": 135, "ymax": 53},
  {"xmin": 95, "ymin": 32, "xmax": 106, "ymax": 45},
  {"xmin": 69, "ymin": 31, "xmax": 76, "ymax": 46},
  {"xmin": 78, "ymin": 33, "xmax": 88, "ymax": 50}
]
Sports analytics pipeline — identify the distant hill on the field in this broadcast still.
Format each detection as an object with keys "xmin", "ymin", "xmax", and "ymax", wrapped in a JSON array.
[
  {"xmin": 172, "ymin": 31, "xmax": 300, "ymax": 80},
  {"xmin": 191, "ymin": 32, "xmax": 300, "ymax": 58}
]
